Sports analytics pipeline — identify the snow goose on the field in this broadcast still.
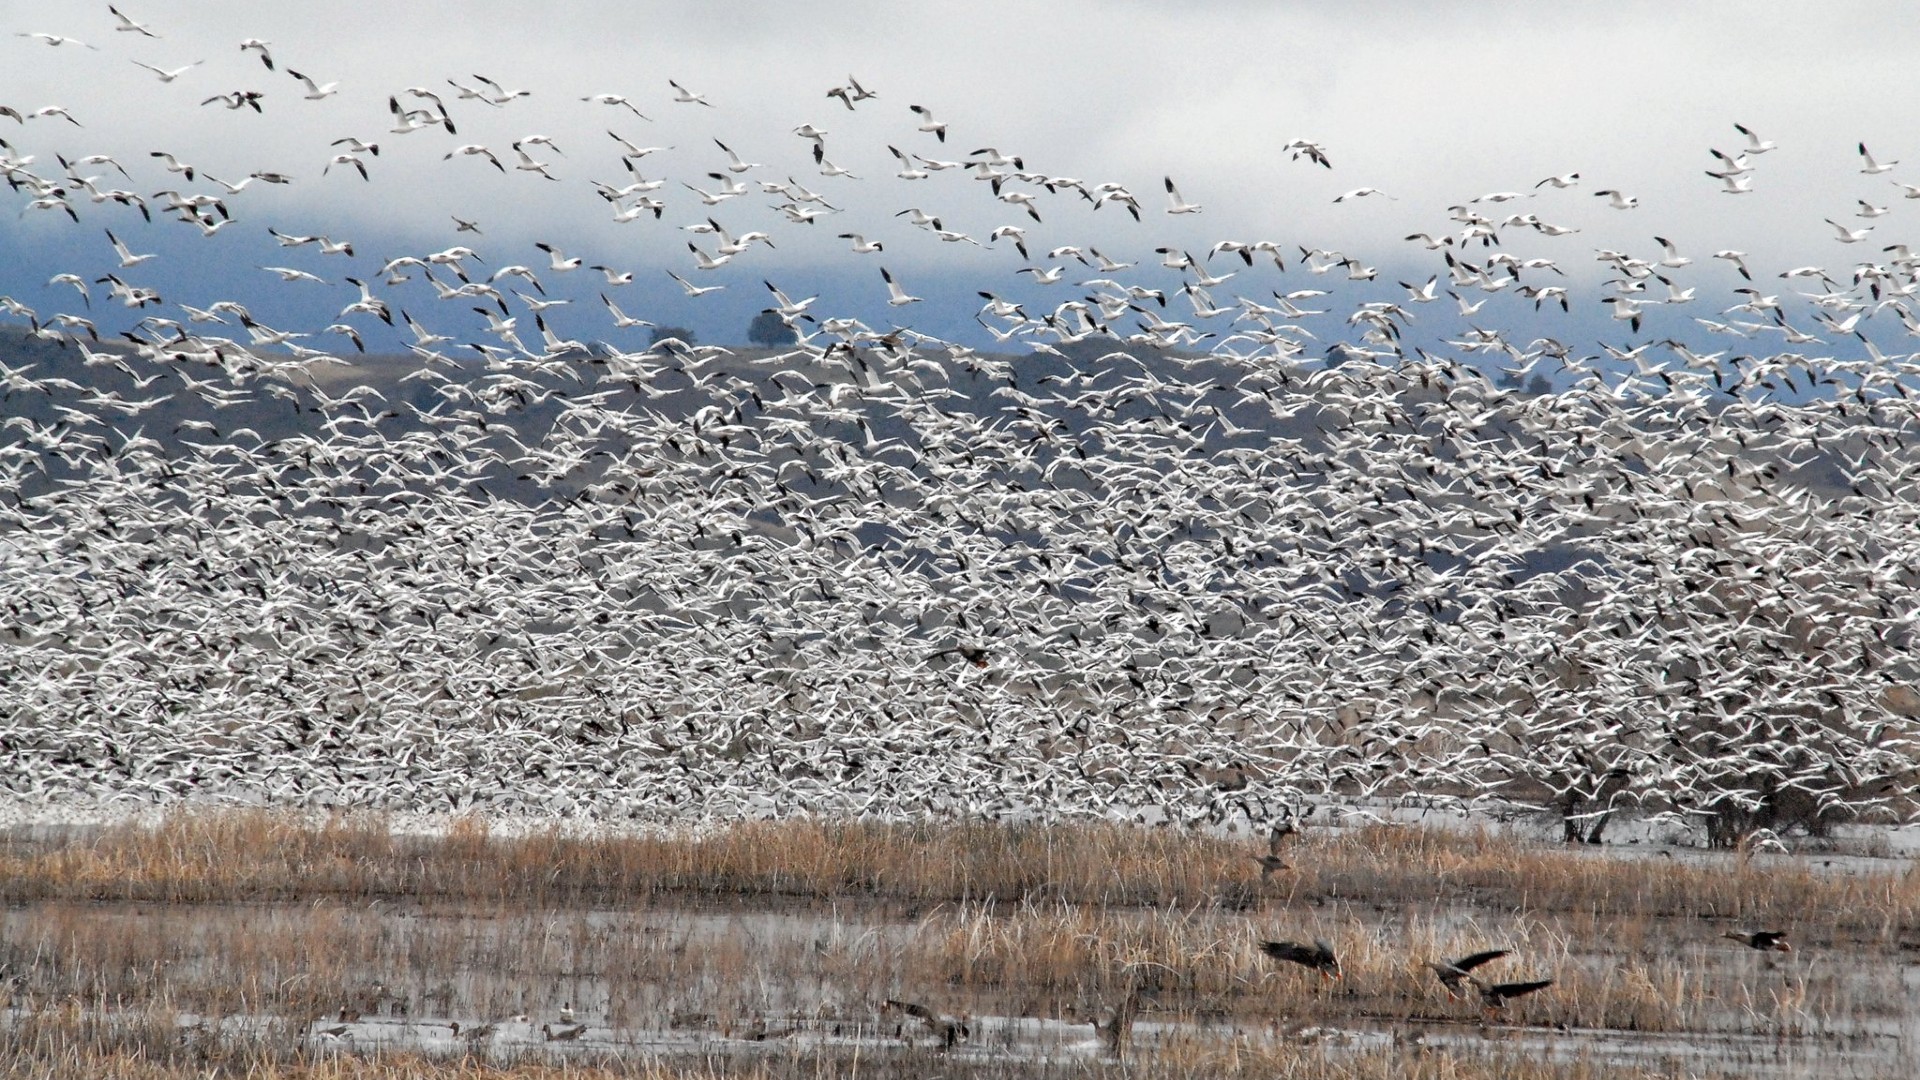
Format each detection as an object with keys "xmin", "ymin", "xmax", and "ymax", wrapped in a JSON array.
[
  {"xmin": 608, "ymin": 132, "xmax": 669, "ymax": 158},
  {"xmin": 1733, "ymin": 123, "xmax": 1774, "ymax": 153},
  {"xmin": 1859, "ymin": 142, "xmax": 1897, "ymax": 175},
  {"xmin": 1164, "ymin": 176, "xmax": 1202, "ymax": 214},
  {"xmin": 1653, "ymin": 236, "xmax": 1691, "ymax": 268},
  {"xmin": 508, "ymin": 142, "xmax": 559, "ymax": 180},
  {"xmin": 471, "ymin": 73, "xmax": 530, "ymax": 104},
  {"xmin": 687, "ymin": 243, "xmax": 731, "ymax": 271},
  {"xmin": 667, "ymin": 269, "xmax": 723, "ymax": 296},
  {"xmin": 601, "ymin": 293, "xmax": 651, "ymax": 328},
  {"xmin": 668, "ymin": 79, "xmax": 714, "ymax": 106},
  {"xmin": 1711, "ymin": 171, "xmax": 1754, "ymax": 194},
  {"xmin": 997, "ymin": 189, "xmax": 1041, "ymax": 221},
  {"xmin": 908, "ymin": 104, "xmax": 947, "ymax": 142},
  {"xmin": 201, "ymin": 91, "xmax": 265, "ymax": 112},
  {"xmin": 238, "ymin": 38, "xmax": 273, "ymax": 69},
  {"xmin": 131, "ymin": 59, "xmax": 202, "ymax": 82},
  {"xmin": 534, "ymin": 242, "xmax": 581, "ymax": 271},
  {"xmin": 17, "ymin": 32, "xmax": 99, "ymax": 49},
  {"xmin": 1707, "ymin": 148, "xmax": 1752, "ymax": 176},
  {"xmin": 288, "ymin": 70, "xmax": 339, "ymax": 100},
  {"xmin": 764, "ymin": 280, "xmax": 816, "ymax": 317},
  {"xmin": 880, "ymin": 266, "xmax": 921, "ymax": 305},
  {"xmin": 1825, "ymin": 218, "xmax": 1873, "ymax": 242},
  {"xmin": 108, "ymin": 5, "xmax": 160, "ymax": 37},
  {"xmin": 844, "ymin": 73, "xmax": 878, "ymax": 103},
  {"xmin": 887, "ymin": 146, "xmax": 928, "ymax": 180},
  {"xmin": 713, "ymin": 139, "xmax": 760, "ymax": 173},
  {"xmin": 105, "ymin": 229, "xmax": 156, "ymax": 268},
  {"xmin": 581, "ymin": 93, "xmax": 648, "ymax": 119},
  {"xmin": 1399, "ymin": 276, "xmax": 1439, "ymax": 303},
  {"xmin": 443, "ymin": 144, "xmax": 505, "ymax": 171},
  {"xmin": 1282, "ymin": 138, "xmax": 1330, "ymax": 167},
  {"xmin": 260, "ymin": 266, "xmax": 327, "ymax": 284},
  {"xmin": 323, "ymin": 152, "xmax": 370, "ymax": 180}
]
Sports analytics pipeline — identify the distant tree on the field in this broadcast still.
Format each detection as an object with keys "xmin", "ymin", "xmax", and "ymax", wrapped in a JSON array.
[
  {"xmin": 1527, "ymin": 373, "xmax": 1551, "ymax": 396},
  {"xmin": 747, "ymin": 311, "xmax": 797, "ymax": 347},
  {"xmin": 649, "ymin": 326, "xmax": 696, "ymax": 347}
]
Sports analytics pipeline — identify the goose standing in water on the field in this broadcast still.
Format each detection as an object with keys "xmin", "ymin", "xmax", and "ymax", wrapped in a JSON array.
[{"xmin": 883, "ymin": 999, "xmax": 968, "ymax": 1048}]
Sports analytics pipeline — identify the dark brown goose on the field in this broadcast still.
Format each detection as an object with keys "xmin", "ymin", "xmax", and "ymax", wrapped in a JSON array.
[
  {"xmin": 883, "ymin": 999, "xmax": 969, "ymax": 1048},
  {"xmin": 1252, "ymin": 821, "xmax": 1295, "ymax": 878},
  {"xmin": 1723, "ymin": 930, "xmax": 1791, "ymax": 952},
  {"xmin": 1426, "ymin": 948, "xmax": 1510, "ymax": 997},
  {"xmin": 1259, "ymin": 939, "xmax": 1339, "ymax": 979},
  {"xmin": 1468, "ymin": 975, "xmax": 1553, "ymax": 1012},
  {"xmin": 1090, "ymin": 986, "xmax": 1141, "ymax": 1058}
]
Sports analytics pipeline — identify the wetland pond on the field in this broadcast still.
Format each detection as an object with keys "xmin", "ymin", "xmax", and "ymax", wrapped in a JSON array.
[{"xmin": 3, "ymin": 890, "xmax": 1914, "ymax": 1078}]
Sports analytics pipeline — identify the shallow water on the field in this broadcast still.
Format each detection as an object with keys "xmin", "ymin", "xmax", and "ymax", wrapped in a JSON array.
[{"xmin": 1, "ymin": 894, "xmax": 1912, "ymax": 1078}]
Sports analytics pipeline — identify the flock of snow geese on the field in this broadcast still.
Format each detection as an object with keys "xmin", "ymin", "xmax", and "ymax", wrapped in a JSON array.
[{"xmin": 3, "ymin": 9, "xmax": 1919, "ymax": 838}]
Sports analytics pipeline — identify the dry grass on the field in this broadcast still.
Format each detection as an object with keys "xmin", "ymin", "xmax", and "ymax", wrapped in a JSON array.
[
  {"xmin": 0, "ymin": 1012, "xmax": 1800, "ymax": 1080},
  {"xmin": 1, "ymin": 812, "xmax": 1915, "ymax": 940},
  {"xmin": 0, "ymin": 883, "xmax": 1895, "ymax": 1040},
  {"xmin": 0, "ymin": 811, "xmax": 1908, "ymax": 1077}
]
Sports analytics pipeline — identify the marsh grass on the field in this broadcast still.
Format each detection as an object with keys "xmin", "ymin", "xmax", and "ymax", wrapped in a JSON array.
[
  {"xmin": 0, "ymin": 888, "xmax": 1894, "ymax": 1042},
  {"xmin": 0, "ymin": 811, "xmax": 1909, "ymax": 1077},
  {"xmin": 0, "ymin": 1011, "xmax": 1805, "ymax": 1080},
  {"xmin": 2, "ymin": 812, "xmax": 1915, "ymax": 940}
]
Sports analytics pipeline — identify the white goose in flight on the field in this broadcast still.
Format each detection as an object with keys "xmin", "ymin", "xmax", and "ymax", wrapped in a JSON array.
[
  {"xmin": 1858, "ymin": 142, "xmax": 1897, "ymax": 174},
  {"xmin": 287, "ymin": 70, "xmax": 339, "ymax": 100},
  {"xmin": 880, "ymin": 266, "xmax": 921, "ymax": 306},
  {"xmin": 238, "ymin": 38, "xmax": 274, "ymax": 69},
  {"xmin": 1164, "ymin": 177, "xmax": 1202, "ymax": 214},
  {"xmin": 105, "ymin": 229, "xmax": 157, "ymax": 268},
  {"xmin": 131, "ymin": 60, "xmax": 203, "ymax": 83},
  {"xmin": 108, "ymin": 5, "xmax": 161, "ymax": 37},
  {"xmin": 668, "ymin": 79, "xmax": 715, "ymax": 106},
  {"xmin": 581, "ymin": 93, "xmax": 648, "ymax": 119},
  {"xmin": 909, "ymin": 104, "xmax": 947, "ymax": 142}
]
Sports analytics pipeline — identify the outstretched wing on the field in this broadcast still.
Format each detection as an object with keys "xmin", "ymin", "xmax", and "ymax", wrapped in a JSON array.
[
  {"xmin": 1259, "ymin": 939, "xmax": 1334, "ymax": 971},
  {"xmin": 1485, "ymin": 978, "xmax": 1553, "ymax": 1002},
  {"xmin": 1448, "ymin": 948, "xmax": 1510, "ymax": 974}
]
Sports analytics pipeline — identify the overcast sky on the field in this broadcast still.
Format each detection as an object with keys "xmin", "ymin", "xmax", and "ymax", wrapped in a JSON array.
[{"xmin": 4, "ymin": 2, "xmax": 1917, "ymax": 350}]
